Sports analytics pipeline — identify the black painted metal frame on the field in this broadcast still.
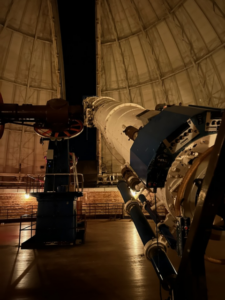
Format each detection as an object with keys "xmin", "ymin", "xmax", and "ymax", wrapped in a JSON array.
[{"xmin": 174, "ymin": 112, "xmax": 225, "ymax": 300}]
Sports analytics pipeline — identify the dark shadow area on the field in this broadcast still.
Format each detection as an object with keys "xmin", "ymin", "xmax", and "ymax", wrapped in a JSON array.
[{"xmin": 57, "ymin": 0, "xmax": 96, "ymax": 163}]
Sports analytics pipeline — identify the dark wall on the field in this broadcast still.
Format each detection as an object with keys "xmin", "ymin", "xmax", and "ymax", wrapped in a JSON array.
[{"xmin": 77, "ymin": 160, "xmax": 98, "ymax": 188}]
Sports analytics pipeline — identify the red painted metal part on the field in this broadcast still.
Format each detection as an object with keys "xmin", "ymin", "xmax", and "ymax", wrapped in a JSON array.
[
  {"xmin": 34, "ymin": 119, "xmax": 83, "ymax": 139},
  {"xmin": 0, "ymin": 93, "xmax": 5, "ymax": 139}
]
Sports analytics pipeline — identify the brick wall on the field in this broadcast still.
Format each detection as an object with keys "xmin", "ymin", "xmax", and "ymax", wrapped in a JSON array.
[
  {"xmin": 79, "ymin": 191, "xmax": 123, "ymax": 203},
  {"xmin": 0, "ymin": 194, "xmax": 37, "ymax": 207},
  {"xmin": 0, "ymin": 191, "xmax": 123, "ymax": 207}
]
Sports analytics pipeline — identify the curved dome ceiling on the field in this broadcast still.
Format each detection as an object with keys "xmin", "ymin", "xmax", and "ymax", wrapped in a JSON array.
[
  {"xmin": 0, "ymin": 0, "xmax": 224, "ymax": 184},
  {"xmin": 97, "ymin": 0, "xmax": 225, "ymax": 175},
  {"xmin": 0, "ymin": 0, "xmax": 64, "ymax": 179}
]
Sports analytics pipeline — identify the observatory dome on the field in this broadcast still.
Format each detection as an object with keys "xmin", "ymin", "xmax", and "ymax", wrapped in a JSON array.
[{"xmin": 96, "ymin": 0, "xmax": 225, "ymax": 175}]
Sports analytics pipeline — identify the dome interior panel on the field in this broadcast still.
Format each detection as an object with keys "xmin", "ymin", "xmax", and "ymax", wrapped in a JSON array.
[
  {"xmin": 140, "ymin": 84, "xmax": 157, "ymax": 110},
  {"xmin": 132, "ymin": 0, "xmax": 159, "ymax": 28},
  {"xmin": 174, "ymin": 71, "xmax": 197, "ymax": 105},
  {"xmin": 156, "ymin": 21, "xmax": 185, "ymax": 71},
  {"xmin": 3, "ymin": 33, "xmax": 24, "ymax": 82},
  {"xmin": 0, "ymin": 0, "xmax": 12, "ymax": 24},
  {"xmin": 18, "ymin": 0, "xmax": 41, "ymax": 36},
  {"xmin": 149, "ymin": 0, "xmax": 167, "ymax": 19},
  {"xmin": 114, "ymin": 0, "xmax": 140, "ymax": 36},
  {"xmin": 37, "ymin": 1, "xmax": 52, "ymax": 40},
  {"xmin": 101, "ymin": 0, "xmax": 114, "ymax": 43},
  {"xmin": 0, "ymin": 0, "xmax": 63, "ymax": 177},
  {"xmin": 175, "ymin": 6, "xmax": 209, "ymax": 60},
  {"xmin": 8, "ymin": 0, "xmax": 31, "ymax": 33},
  {"xmin": 111, "ymin": 43, "xmax": 127, "ymax": 89},
  {"xmin": 110, "ymin": 0, "xmax": 132, "ymax": 38},
  {"xmin": 130, "ymin": 87, "xmax": 143, "ymax": 106},
  {"xmin": 128, "ymin": 35, "xmax": 150, "ymax": 84},
  {"xmin": 184, "ymin": 0, "xmax": 222, "ymax": 51},
  {"xmin": 120, "ymin": 40, "xmax": 139, "ymax": 86}
]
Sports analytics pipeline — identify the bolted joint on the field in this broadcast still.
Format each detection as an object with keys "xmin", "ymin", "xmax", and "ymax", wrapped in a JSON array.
[
  {"xmin": 144, "ymin": 239, "xmax": 167, "ymax": 261},
  {"xmin": 129, "ymin": 177, "xmax": 141, "ymax": 190},
  {"xmin": 124, "ymin": 199, "xmax": 141, "ymax": 214},
  {"xmin": 121, "ymin": 166, "xmax": 141, "ymax": 190}
]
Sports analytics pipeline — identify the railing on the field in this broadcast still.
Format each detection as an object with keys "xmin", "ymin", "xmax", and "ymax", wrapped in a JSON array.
[
  {"xmin": 0, "ymin": 205, "xmax": 38, "ymax": 220},
  {"xmin": 82, "ymin": 203, "xmax": 124, "ymax": 218},
  {"xmin": 0, "ymin": 203, "xmax": 124, "ymax": 220},
  {"xmin": 0, "ymin": 202, "xmax": 165, "ymax": 222},
  {"xmin": 18, "ymin": 212, "xmax": 86, "ymax": 248},
  {"xmin": 18, "ymin": 213, "xmax": 37, "ymax": 247},
  {"xmin": 25, "ymin": 173, "xmax": 84, "ymax": 194},
  {"xmin": 26, "ymin": 175, "xmax": 45, "ymax": 193}
]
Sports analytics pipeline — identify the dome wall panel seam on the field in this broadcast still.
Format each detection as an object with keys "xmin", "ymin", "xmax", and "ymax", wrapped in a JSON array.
[
  {"xmin": 130, "ymin": 0, "xmax": 168, "ymax": 103},
  {"xmin": 104, "ymin": 0, "xmax": 133, "ymax": 102},
  {"xmin": 18, "ymin": 0, "xmax": 43, "ymax": 173},
  {"xmin": 101, "ymin": 0, "xmax": 187, "ymax": 44},
  {"xmin": 101, "ymin": 41, "xmax": 225, "ymax": 94},
  {"xmin": 163, "ymin": 2, "xmax": 212, "ymax": 105},
  {"xmin": 183, "ymin": 1, "xmax": 225, "ymax": 101},
  {"xmin": 0, "ymin": 24, "xmax": 52, "ymax": 43},
  {"xmin": 164, "ymin": 18, "xmax": 198, "ymax": 104}
]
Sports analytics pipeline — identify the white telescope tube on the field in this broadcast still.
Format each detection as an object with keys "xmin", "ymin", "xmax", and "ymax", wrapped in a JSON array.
[{"xmin": 84, "ymin": 97, "xmax": 145, "ymax": 164}]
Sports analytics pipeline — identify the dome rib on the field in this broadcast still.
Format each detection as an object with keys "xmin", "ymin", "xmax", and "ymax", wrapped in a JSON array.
[{"xmin": 101, "ymin": 0, "xmax": 186, "ymax": 45}]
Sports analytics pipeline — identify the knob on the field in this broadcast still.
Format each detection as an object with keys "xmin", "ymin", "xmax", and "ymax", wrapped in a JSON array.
[
  {"xmin": 175, "ymin": 139, "xmax": 179, "ymax": 143},
  {"xmin": 212, "ymin": 120, "xmax": 216, "ymax": 125},
  {"xmin": 184, "ymin": 132, "xmax": 188, "ymax": 136},
  {"xmin": 188, "ymin": 129, "xmax": 193, "ymax": 133}
]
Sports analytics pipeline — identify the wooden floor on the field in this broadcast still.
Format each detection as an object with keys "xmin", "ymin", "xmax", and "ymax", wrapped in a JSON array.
[{"xmin": 0, "ymin": 219, "xmax": 224, "ymax": 300}]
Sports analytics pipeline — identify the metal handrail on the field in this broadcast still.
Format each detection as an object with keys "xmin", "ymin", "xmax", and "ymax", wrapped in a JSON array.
[
  {"xmin": 45, "ymin": 173, "xmax": 84, "ymax": 192},
  {"xmin": 0, "ymin": 205, "xmax": 38, "ymax": 220}
]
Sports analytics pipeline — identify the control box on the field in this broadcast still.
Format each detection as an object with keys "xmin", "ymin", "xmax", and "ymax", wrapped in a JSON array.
[
  {"xmin": 205, "ymin": 111, "xmax": 222, "ymax": 132},
  {"xmin": 163, "ymin": 119, "xmax": 199, "ymax": 154}
]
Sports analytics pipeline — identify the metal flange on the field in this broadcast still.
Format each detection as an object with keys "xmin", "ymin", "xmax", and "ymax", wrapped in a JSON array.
[{"xmin": 124, "ymin": 199, "xmax": 141, "ymax": 214}]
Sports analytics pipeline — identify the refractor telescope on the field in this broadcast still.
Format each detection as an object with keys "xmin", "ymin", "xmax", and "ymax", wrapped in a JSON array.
[
  {"xmin": 83, "ymin": 96, "xmax": 225, "ymax": 299},
  {"xmin": 0, "ymin": 93, "xmax": 225, "ymax": 299}
]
